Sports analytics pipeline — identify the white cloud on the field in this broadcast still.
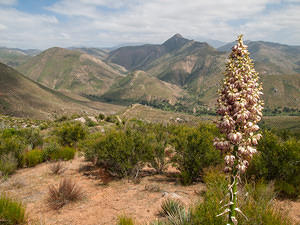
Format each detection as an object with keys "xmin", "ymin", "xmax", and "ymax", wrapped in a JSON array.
[
  {"xmin": 0, "ymin": 0, "xmax": 17, "ymax": 5},
  {"xmin": 0, "ymin": 0, "xmax": 300, "ymax": 48}
]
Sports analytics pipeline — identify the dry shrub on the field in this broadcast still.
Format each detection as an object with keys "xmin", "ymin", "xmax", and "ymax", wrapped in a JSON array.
[
  {"xmin": 47, "ymin": 178, "xmax": 83, "ymax": 210},
  {"xmin": 48, "ymin": 161, "xmax": 66, "ymax": 175}
]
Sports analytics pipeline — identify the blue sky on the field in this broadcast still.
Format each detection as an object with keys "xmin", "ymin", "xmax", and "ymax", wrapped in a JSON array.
[{"xmin": 0, "ymin": 0, "xmax": 300, "ymax": 49}]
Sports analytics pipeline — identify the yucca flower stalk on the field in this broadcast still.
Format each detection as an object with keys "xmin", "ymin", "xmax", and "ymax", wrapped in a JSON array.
[{"xmin": 214, "ymin": 34, "xmax": 264, "ymax": 225}]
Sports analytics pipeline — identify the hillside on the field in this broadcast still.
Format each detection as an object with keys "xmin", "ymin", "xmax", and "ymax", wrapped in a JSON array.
[
  {"xmin": 0, "ymin": 63, "xmax": 124, "ymax": 119},
  {"xmin": 218, "ymin": 41, "xmax": 300, "ymax": 75},
  {"xmin": 100, "ymin": 71, "xmax": 186, "ymax": 105},
  {"xmin": 69, "ymin": 47, "xmax": 109, "ymax": 60},
  {"xmin": 17, "ymin": 47, "xmax": 125, "ymax": 95},
  {"xmin": 106, "ymin": 34, "xmax": 191, "ymax": 71},
  {"xmin": 0, "ymin": 47, "xmax": 34, "ymax": 67}
]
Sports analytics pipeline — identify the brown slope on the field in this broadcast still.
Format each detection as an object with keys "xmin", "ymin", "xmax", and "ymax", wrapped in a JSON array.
[
  {"xmin": 0, "ymin": 63, "xmax": 124, "ymax": 119},
  {"xmin": 17, "ymin": 47, "xmax": 125, "ymax": 96}
]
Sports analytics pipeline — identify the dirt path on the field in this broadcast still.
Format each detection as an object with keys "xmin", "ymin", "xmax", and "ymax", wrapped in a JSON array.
[{"xmin": 0, "ymin": 156, "xmax": 205, "ymax": 225}]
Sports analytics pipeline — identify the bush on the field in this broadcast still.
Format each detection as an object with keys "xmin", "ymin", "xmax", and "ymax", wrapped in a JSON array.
[
  {"xmin": 47, "ymin": 178, "xmax": 83, "ymax": 210},
  {"xmin": 170, "ymin": 123, "xmax": 222, "ymax": 185},
  {"xmin": 23, "ymin": 149, "xmax": 43, "ymax": 167},
  {"xmin": 85, "ymin": 117, "xmax": 97, "ymax": 127},
  {"xmin": 98, "ymin": 113, "xmax": 105, "ymax": 121},
  {"xmin": 50, "ymin": 147, "xmax": 76, "ymax": 161},
  {"xmin": 0, "ymin": 194, "xmax": 26, "ymax": 225},
  {"xmin": 147, "ymin": 124, "xmax": 170, "ymax": 174},
  {"xmin": 54, "ymin": 121, "xmax": 87, "ymax": 147},
  {"xmin": 18, "ymin": 128, "xmax": 43, "ymax": 149},
  {"xmin": 83, "ymin": 127, "xmax": 152, "ymax": 178},
  {"xmin": 247, "ymin": 130, "xmax": 300, "ymax": 198},
  {"xmin": 42, "ymin": 142, "xmax": 61, "ymax": 161},
  {"xmin": 0, "ymin": 130, "xmax": 25, "ymax": 167},
  {"xmin": 0, "ymin": 153, "xmax": 18, "ymax": 176}
]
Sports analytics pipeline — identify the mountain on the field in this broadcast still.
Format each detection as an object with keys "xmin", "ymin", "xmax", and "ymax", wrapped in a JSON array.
[
  {"xmin": 69, "ymin": 47, "xmax": 109, "ymax": 60},
  {"xmin": 218, "ymin": 41, "xmax": 300, "ymax": 75},
  {"xmin": 100, "ymin": 70, "xmax": 186, "ymax": 105},
  {"xmin": 106, "ymin": 34, "xmax": 191, "ymax": 71},
  {"xmin": 17, "ymin": 47, "xmax": 125, "ymax": 96},
  {"xmin": 0, "ymin": 47, "xmax": 39, "ymax": 67},
  {"xmin": 0, "ymin": 62, "xmax": 124, "ymax": 119}
]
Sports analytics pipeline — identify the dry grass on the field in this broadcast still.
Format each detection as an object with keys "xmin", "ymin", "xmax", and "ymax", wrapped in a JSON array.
[
  {"xmin": 47, "ymin": 177, "xmax": 84, "ymax": 210},
  {"xmin": 48, "ymin": 161, "xmax": 66, "ymax": 175}
]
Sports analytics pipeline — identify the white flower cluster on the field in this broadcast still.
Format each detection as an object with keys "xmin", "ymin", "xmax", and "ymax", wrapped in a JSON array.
[{"xmin": 214, "ymin": 35, "xmax": 264, "ymax": 174}]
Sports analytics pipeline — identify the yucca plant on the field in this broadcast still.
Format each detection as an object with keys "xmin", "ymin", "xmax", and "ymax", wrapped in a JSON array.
[
  {"xmin": 214, "ymin": 34, "xmax": 264, "ymax": 224},
  {"xmin": 0, "ymin": 194, "xmax": 26, "ymax": 225},
  {"xmin": 47, "ymin": 177, "xmax": 83, "ymax": 210},
  {"xmin": 159, "ymin": 198, "xmax": 185, "ymax": 217}
]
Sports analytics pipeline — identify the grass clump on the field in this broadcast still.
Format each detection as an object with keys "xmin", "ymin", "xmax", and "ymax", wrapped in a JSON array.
[
  {"xmin": 117, "ymin": 216, "xmax": 135, "ymax": 225},
  {"xmin": 0, "ymin": 194, "xmax": 26, "ymax": 225},
  {"xmin": 47, "ymin": 178, "xmax": 83, "ymax": 210},
  {"xmin": 48, "ymin": 161, "xmax": 66, "ymax": 175}
]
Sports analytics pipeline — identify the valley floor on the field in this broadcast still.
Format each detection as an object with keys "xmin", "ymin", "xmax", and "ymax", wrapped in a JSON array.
[{"xmin": 0, "ymin": 155, "xmax": 205, "ymax": 225}]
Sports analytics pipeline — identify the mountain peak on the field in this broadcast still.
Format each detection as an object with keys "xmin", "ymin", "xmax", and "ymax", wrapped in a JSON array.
[
  {"xmin": 173, "ymin": 33, "xmax": 184, "ymax": 39},
  {"xmin": 163, "ymin": 33, "xmax": 190, "ymax": 52}
]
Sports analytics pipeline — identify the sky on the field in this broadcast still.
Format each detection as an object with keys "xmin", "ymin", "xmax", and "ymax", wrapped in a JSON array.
[{"xmin": 0, "ymin": 0, "xmax": 300, "ymax": 49}]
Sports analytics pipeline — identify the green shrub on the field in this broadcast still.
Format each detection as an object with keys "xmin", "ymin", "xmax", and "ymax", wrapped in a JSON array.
[
  {"xmin": 18, "ymin": 128, "xmax": 43, "ymax": 149},
  {"xmin": 83, "ymin": 127, "xmax": 152, "ymax": 178},
  {"xmin": 85, "ymin": 117, "xmax": 97, "ymax": 127},
  {"xmin": 171, "ymin": 123, "xmax": 222, "ymax": 185},
  {"xmin": 0, "ymin": 194, "xmax": 26, "ymax": 225},
  {"xmin": 117, "ymin": 216, "xmax": 135, "ymax": 225},
  {"xmin": 0, "ymin": 134, "xmax": 25, "ymax": 167},
  {"xmin": 247, "ymin": 130, "xmax": 300, "ymax": 198},
  {"xmin": 98, "ymin": 113, "xmax": 105, "ymax": 121},
  {"xmin": 50, "ymin": 147, "xmax": 76, "ymax": 161},
  {"xmin": 104, "ymin": 115, "xmax": 117, "ymax": 123},
  {"xmin": 0, "ymin": 153, "xmax": 18, "ymax": 176},
  {"xmin": 54, "ymin": 121, "xmax": 87, "ymax": 147},
  {"xmin": 23, "ymin": 149, "xmax": 43, "ymax": 167},
  {"xmin": 147, "ymin": 124, "xmax": 170, "ymax": 174},
  {"xmin": 42, "ymin": 142, "xmax": 61, "ymax": 161}
]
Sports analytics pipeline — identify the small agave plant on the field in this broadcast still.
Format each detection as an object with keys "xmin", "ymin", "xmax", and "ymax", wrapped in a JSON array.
[{"xmin": 214, "ymin": 34, "xmax": 264, "ymax": 225}]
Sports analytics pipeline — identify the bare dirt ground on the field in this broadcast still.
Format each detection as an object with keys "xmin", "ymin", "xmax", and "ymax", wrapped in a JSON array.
[
  {"xmin": 0, "ymin": 156, "xmax": 205, "ymax": 225},
  {"xmin": 0, "ymin": 155, "xmax": 299, "ymax": 225}
]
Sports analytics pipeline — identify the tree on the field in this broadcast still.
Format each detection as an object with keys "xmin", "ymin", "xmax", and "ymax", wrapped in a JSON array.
[{"xmin": 214, "ymin": 35, "xmax": 264, "ymax": 225}]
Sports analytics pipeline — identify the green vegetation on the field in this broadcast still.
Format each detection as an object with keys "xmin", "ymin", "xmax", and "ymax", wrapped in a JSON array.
[
  {"xmin": 0, "ymin": 194, "xmax": 26, "ymax": 225},
  {"xmin": 117, "ymin": 216, "xmax": 135, "ymax": 225},
  {"xmin": 171, "ymin": 123, "xmax": 222, "ymax": 184},
  {"xmin": 247, "ymin": 130, "xmax": 300, "ymax": 198},
  {"xmin": 54, "ymin": 121, "xmax": 87, "ymax": 147},
  {"xmin": 23, "ymin": 149, "xmax": 43, "ymax": 167}
]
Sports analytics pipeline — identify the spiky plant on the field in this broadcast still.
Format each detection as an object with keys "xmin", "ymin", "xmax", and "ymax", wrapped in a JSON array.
[
  {"xmin": 214, "ymin": 35, "xmax": 264, "ymax": 225},
  {"xmin": 159, "ymin": 198, "xmax": 185, "ymax": 217},
  {"xmin": 47, "ymin": 178, "xmax": 83, "ymax": 210}
]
